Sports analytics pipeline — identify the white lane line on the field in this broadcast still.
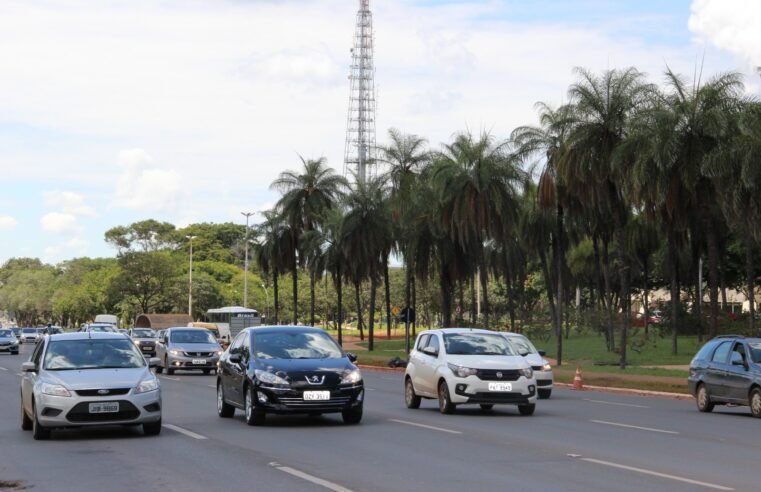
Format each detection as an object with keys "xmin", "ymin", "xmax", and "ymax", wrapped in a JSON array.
[
  {"xmin": 0, "ymin": 366, "xmax": 8, "ymax": 371},
  {"xmin": 389, "ymin": 419, "xmax": 462, "ymax": 435},
  {"xmin": 584, "ymin": 398, "xmax": 649, "ymax": 409},
  {"xmin": 159, "ymin": 376, "xmax": 181, "ymax": 381},
  {"xmin": 163, "ymin": 424, "xmax": 207, "ymax": 440},
  {"xmin": 269, "ymin": 462, "xmax": 353, "ymax": 492},
  {"xmin": 365, "ymin": 388, "xmax": 376, "ymax": 391},
  {"xmin": 590, "ymin": 420, "xmax": 678, "ymax": 435},
  {"xmin": 579, "ymin": 457, "xmax": 734, "ymax": 491},
  {"xmin": 208, "ymin": 384, "xmax": 217, "ymax": 389}
]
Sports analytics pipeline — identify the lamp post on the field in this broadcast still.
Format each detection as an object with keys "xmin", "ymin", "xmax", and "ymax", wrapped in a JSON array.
[
  {"xmin": 261, "ymin": 283, "xmax": 270, "ymax": 322},
  {"xmin": 186, "ymin": 235, "xmax": 197, "ymax": 317},
  {"xmin": 241, "ymin": 212, "xmax": 255, "ymax": 308}
]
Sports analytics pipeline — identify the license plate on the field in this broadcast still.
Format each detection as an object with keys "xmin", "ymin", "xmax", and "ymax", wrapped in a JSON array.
[
  {"xmin": 303, "ymin": 391, "xmax": 330, "ymax": 401},
  {"xmin": 142, "ymin": 346, "xmax": 152, "ymax": 351},
  {"xmin": 192, "ymin": 359, "xmax": 207, "ymax": 365},
  {"xmin": 89, "ymin": 402, "xmax": 119, "ymax": 413},
  {"xmin": 488, "ymin": 382, "xmax": 512, "ymax": 392}
]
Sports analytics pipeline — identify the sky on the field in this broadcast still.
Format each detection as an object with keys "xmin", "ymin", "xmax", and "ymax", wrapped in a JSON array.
[{"xmin": 0, "ymin": 0, "xmax": 759, "ymax": 265}]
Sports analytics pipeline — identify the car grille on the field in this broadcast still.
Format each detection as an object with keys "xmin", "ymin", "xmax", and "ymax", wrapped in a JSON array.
[
  {"xmin": 66, "ymin": 400, "xmax": 140, "ymax": 422},
  {"xmin": 276, "ymin": 395, "xmax": 352, "ymax": 409},
  {"xmin": 183, "ymin": 351, "xmax": 215, "ymax": 357},
  {"xmin": 75, "ymin": 388, "xmax": 131, "ymax": 397},
  {"xmin": 467, "ymin": 392, "xmax": 530, "ymax": 403},
  {"xmin": 537, "ymin": 379, "xmax": 552, "ymax": 387},
  {"xmin": 477, "ymin": 369, "xmax": 521, "ymax": 381}
]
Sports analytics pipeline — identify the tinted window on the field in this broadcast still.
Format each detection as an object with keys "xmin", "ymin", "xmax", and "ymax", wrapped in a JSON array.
[
  {"xmin": 711, "ymin": 341, "xmax": 732, "ymax": 363},
  {"xmin": 23, "ymin": 328, "xmax": 36, "ymax": 334},
  {"xmin": 132, "ymin": 329, "xmax": 156, "ymax": 338},
  {"xmin": 253, "ymin": 331, "xmax": 343, "ymax": 360},
  {"xmin": 170, "ymin": 330, "xmax": 216, "ymax": 344},
  {"xmin": 228, "ymin": 332, "xmax": 246, "ymax": 353},
  {"xmin": 694, "ymin": 340, "xmax": 721, "ymax": 361},
  {"xmin": 43, "ymin": 339, "xmax": 146, "ymax": 370},
  {"xmin": 749, "ymin": 343, "xmax": 761, "ymax": 363},
  {"xmin": 443, "ymin": 333, "xmax": 515, "ymax": 355},
  {"xmin": 508, "ymin": 335, "xmax": 537, "ymax": 355},
  {"xmin": 416, "ymin": 334, "xmax": 430, "ymax": 351}
]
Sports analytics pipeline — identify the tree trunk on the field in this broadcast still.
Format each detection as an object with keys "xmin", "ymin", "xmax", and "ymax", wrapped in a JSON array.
[
  {"xmin": 469, "ymin": 274, "xmax": 477, "ymax": 323},
  {"xmin": 691, "ymin": 236, "xmax": 702, "ymax": 343},
  {"xmin": 440, "ymin": 261, "xmax": 453, "ymax": 328},
  {"xmin": 643, "ymin": 257, "xmax": 649, "ymax": 336},
  {"xmin": 601, "ymin": 238, "xmax": 615, "ymax": 352},
  {"xmin": 506, "ymin": 272, "xmax": 516, "ymax": 332},
  {"xmin": 539, "ymin": 250, "xmax": 558, "ymax": 333},
  {"xmin": 458, "ymin": 281, "xmax": 465, "ymax": 323},
  {"xmin": 668, "ymin": 233, "xmax": 680, "ymax": 355},
  {"xmin": 310, "ymin": 269, "xmax": 316, "ymax": 326},
  {"xmin": 405, "ymin": 256, "xmax": 412, "ymax": 354},
  {"xmin": 720, "ymin": 254, "xmax": 728, "ymax": 312},
  {"xmin": 480, "ymin": 260, "xmax": 490, "ymax": 330},
  {"xmin": 354, "ymin": 279, "xmax": 364, "ymax": 341},
  {"xmin": 384, "ymin": 258, "xmax": 392, "ymax": 338},
  {"xmin": 412, "ymin": 274, "xmax": 417, "ymax": 337},
  {"xmin": 336, "ymin": 271, "xmax": 343, "ymax": 346},
  {"xmin": 369, "ymin": 272, "xmax": 377, "ymax": 351},
  {"xmin": 273, "ymin": 273, "xmax": 280, "ymax": 324},
  {"xmin": 745, "ymin": 229, "xmax": 756, "ymax": 335},
  {"xmin": 292, "ymin": 256, "xmax": 298, "ymax": 325},
  {"xmin": 706, "ymin": 222, "xmax": 720, "ymax": 339},
  {"xmin": 555, "ymin": 204, "xmax": 564, "ymax": 366}
]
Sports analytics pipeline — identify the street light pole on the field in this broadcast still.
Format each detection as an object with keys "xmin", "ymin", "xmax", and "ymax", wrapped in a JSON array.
[
  {"xmin": 241, "ymin": 212, "xmax": 255, "ymax": 308},
  {"xmin": 186, "ymin": 235, "xmax": 197, "ymax": 317},
  {"xmin": 261, "ymin": 283, "xmax": 270, "ymax": 322}
]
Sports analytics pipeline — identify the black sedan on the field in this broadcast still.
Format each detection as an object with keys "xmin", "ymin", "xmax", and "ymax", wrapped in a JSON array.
[
  {"xmin": 216, "ymin": 326, "xmax": 364, "ymax": 425},
  {"xmin": 688, "ymin": 335, "xmax": 761, "ymax": 417}
]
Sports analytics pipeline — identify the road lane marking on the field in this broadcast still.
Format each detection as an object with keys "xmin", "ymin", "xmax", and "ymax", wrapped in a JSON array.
[
  {"xmin": 584, "ymin": 398, "xmax": 649, "ymax": 409},
  {"xmin": 0, "ymin": 366, "xmax": 8, "ymax": 371},
  {"xmin": 208, "ymin": 384, "xmax": 217, "ymax": 388},
  {"xmin": 578, "ymin": 457, "xmax": 733, "ymax": 491},
  {"xmin": 389, "ymin": 419, "xmax": 462, "ymax": 435},
  {"xmin": 163, "ymin": 424, "xmax": 207, "ymax": 440},
  {"xmin": 590, "ymin": 420, "xmax": 678, "ymax": 435},
  {"xmin": 269, "ymin": 462, "xmax": 353, "ymax": 492},
  {"xmin": 159, "ymin": 376, "xmax": 181, "ymax": 381}
]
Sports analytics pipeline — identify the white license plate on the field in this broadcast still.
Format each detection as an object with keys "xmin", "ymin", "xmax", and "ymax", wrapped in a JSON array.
[
  {"xmin": 488, "ymin": 382, "xmax": 512, "ymax": 392},
  {"xmin": 192, "ymin": 359, "xmax": 207, "ymax": 365},
  {"xmin": 303, "ymin": 391, "xmax": 331, "ymax": 401},
  {"xmin": 89, "ymin": 402, "xmax": 119, "ymax": 413},
  {"xmin": 141, "ymin": 346, "xmax": 152, "ymax": 351}
]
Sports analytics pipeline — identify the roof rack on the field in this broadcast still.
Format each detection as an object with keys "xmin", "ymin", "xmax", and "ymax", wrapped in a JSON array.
[{"xmin": 714, "ymin": 334, "xmax": 743, "ymax": 339}]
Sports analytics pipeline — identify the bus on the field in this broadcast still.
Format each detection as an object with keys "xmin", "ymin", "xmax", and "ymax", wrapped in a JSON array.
[{"xmin": 205, "ymin": 306, "xmax": 262, "ymax": 343}]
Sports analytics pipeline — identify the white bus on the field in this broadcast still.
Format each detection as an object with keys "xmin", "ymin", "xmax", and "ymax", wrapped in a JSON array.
[{"xmin": 205, "ymin": 306, "xmax": 262, "ymax": 342}]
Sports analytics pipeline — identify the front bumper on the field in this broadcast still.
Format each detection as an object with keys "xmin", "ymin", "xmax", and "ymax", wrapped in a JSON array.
[
  {"xmin": 0, "ymin": 343, "xmax": 19, "ymax": 352},
  {"xmin": 166, "ymin": 354, "xmax": 220, "ymax": 370},
  {"xmin": 35, "ymin": 390, "xmax": 162, "ymax": 428},
  {"xmin": 253, "ymin": 383, "xmax": 364, "ymax": 414},
  {"xmin": 533, "ymin": 369, "xmax": 553, "ymax": 389},
  {"xmin": 450, "ymin": 376, "xmax": 537, "ymax": 405}
]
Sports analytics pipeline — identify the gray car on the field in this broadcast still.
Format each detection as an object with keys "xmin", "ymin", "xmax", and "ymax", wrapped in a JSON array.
[
  {"xmin": 129, "ymin": 328, "xmax": 158, "ymax": 357},
  {"xmin": 0, "ymin": 328, "xmax": 20, "ymax": 355},
  {"xmin": 156, "ymin": 327, "xmax": 222, "ymax": 375},
  {"xmin": 20, "ymin": 332, "xmax": 162, "ymax": 440}
]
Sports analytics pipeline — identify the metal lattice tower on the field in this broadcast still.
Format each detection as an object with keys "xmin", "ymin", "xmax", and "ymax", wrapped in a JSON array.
[{"xmin": 343, "ymin": 0, "xmax": 377, "ymax": 183}]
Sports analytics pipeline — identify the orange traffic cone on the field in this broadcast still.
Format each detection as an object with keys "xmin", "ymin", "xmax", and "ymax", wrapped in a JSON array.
[{"xmin": 572, "ymin": 366, "xmax": 584, "ymax": 390}]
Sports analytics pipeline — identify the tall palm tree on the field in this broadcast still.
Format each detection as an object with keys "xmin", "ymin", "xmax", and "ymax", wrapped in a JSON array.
[
  {"xmin": 253, "ymin": 210, "xmax": 292, "ymax": 324},
  {"xmin": 271, "ymin": 156, "xmax": 348, "ymax": 325}
]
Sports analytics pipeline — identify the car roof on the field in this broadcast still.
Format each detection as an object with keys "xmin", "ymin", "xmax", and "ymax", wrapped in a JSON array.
[
  {"xmin": 423, "ymin": 328, "xmax": 501, "ymax": 336},
  {"xmin": 48, "ymin": 332, "xmax": 128, "ymax": 341},
  {"xmin": 165, "ymin": 326, "xmax": 210, "ymax": 331},
  {"xmin": 244, "ymin": 325, "xmax": 332, "ymax": 335}
]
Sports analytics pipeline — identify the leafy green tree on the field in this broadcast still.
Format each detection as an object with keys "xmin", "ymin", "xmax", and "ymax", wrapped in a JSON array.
[{"xmin": 104, "ymin": 219, "xmax": 177, "ymax": 252}]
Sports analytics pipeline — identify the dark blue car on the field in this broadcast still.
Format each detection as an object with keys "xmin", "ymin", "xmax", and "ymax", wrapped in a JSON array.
[{"xmin": 688, "ymin": 335, "xmax": 761, "ymax": 417}]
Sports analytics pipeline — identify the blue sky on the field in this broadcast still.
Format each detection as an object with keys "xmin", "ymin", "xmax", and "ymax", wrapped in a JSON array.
[{"xmin": 0, "ymin": 0, "xmax": 758, "ymax": 265}]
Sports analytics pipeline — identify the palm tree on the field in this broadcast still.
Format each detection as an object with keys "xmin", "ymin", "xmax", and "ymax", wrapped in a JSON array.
[
  {"xmin": 271, "ymin": 156, "xmax": 348, "ymax": 325},
  {"xmin": 253, "ymin": 210, "xmax": 292, "ymax": 324}
]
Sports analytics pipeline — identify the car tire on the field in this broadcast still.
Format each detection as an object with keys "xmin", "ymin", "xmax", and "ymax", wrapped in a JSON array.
[
  {"xmin": 405, "ymin": 378, "xmax": 421, "ymax": 409},
  {"xmin": 166, "ymin": 359, "xmax": 175, "ymax": 376},
  {"xmin": 518, "ymin": 403, "xmax": 535, "ymax": 416},
  {"xmin": 696, "ymin": 384, "xmax": 714, "ymax": 413},
  {"xmin": 244, "ymin": 386, "xmax": 265, "ymax": 426},
  {"xmin": 750, "ymin": 388, "xmax": 761, "ymax": 418},
  {"xmin": 32, "ymin": 401, "xmax": 51, "ymax": 440},
  {"xmin": 480, "ymin": 404, "xmax": 494, "ymax": 412},
  {"xmin": 217, "ymin": 382, "xmax": 235, "ymax": 418},
  {"xmin": 11, "ymin": 350, "xmax": 19, "ymax": 355},
  {"xmin": 143, "ymin": 419, "xmax": 162, "ymax": 436},
  {"xmin": 438, "ymin": 380, "xmax": 455, "ymax": 415},
  {"xmin": 21, "ymin": 396, "xmax": 32, "ymax": 431},
  {"xmin": 203, "ymin": 369, "xmax": 211, "ymax": 375},
  {"xmin": 342, "ymin": 405, "xmax": 363, "ymax": 425},
  {"xmin": 538, "ymin": 389, "xmax": 552, "ymax": 399},
  {"xmin": 154, "ymin": 361, "xmax": 163, "ymax": 374}
]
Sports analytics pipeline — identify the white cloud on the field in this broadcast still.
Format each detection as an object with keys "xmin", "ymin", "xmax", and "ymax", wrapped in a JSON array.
[
  {"xmin": 42, "ymin": 238, "xmax": 91, "ymax": 264},
  {"xmin": 0, "ymin": 215, "xmax": 17, "ymax": 231},
  {"xmin": 689, "ymin": 0, "xmax": 761, "ymax": 68},
  {"xmin": 112, "ymin": 149, "xmax": 182, "ymax": 212},
  {"xmin": 40, "ymin": 212, "xmax": 82, "ymax": 235},
  {"xmin": 43, "ymin": 191, "xmax": 96, "ymax": 217}
]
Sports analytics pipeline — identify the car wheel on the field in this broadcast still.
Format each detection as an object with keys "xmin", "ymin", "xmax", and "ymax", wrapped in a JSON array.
[
  {"xmin": 217, "ymin": 382, "xmax": 235, "ymax": 418},
  {"xmin": 518, "ymin": 403, "xmax": 535, "ymax": 416},
  {"xmin": 244, "ymin": 386, "xmax": 265, "ymax": 426},
  {"xmin": 405, "ymin": 378, "xmax": 421, "ymax": 409},
  {"xmin": 750, "ymin": 388, "xmax": 761, "ymax": 418},
  {"xmin": 480, "ymin": 404, "xmax": 494, "ymax": 412},
  {"xmin": 538, "ymin": 389, "xmax": 552, "ymax": 399},
  {"xmin": 342, "ymin": 405, "xmax": 363, "ymax": 424},
  {"xmin": 154, "ymin": 361, "xmax": 163, "ymax": 374},
  {"xmin": 438, "ymin": 380, "xmax": 455, "ymax": 415},
  {"xmin": 32, "ymin": 401, "xmax": 51, "ymax": 440},
  {"xmin": 143, "ymin": 419, "xmax": 162, "ymax": 436},
  {"xmin": 696, "ymin": 384, "xmax": 714, "ymax": 413},
  {"xmin": 203, "ymin": 369, "xmax": 211, "ymax": 375},
  {"xmin": 166, "ymin": 359, "xmax": 175, "ymax": 376},
  {"xmin": 20, "ymin": 396, "xmax": 32, "ymax": 431}
]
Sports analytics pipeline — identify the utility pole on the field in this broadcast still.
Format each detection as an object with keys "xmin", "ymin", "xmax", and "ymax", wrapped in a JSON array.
[
  {"xmin": 186, "ymin": 235, "xmax": 197, "ymax": 317},
  {"xmin": 261, "ymin": 283, "xmax": 270, "ymax": 322},
  {"xmin": 241, "ymin": 212, "xmax": 255, "ymax": 308}
]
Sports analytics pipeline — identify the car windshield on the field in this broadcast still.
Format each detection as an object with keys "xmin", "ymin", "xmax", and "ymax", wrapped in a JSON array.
[
  {"xmin": 749, "ymin": 343, "xmax": 761, "ymax": 363},
  {"xmin": 254, "ymin": 331, "xmax": 343, "ymax": 360},
  {"xmin": 89, "ymin": 325, "xmax": 117, "ymax": 332},
  {"xmin": 170, "ymin": 330, "xmax": 217, "ymax": 344},
  {"xmin": 508, "ymin": 336, "xmax": 537, "ymax": 355},
  {"xmin": 0, "ymin": 329, "xmax": 13, "ymax": 337},
  {"xmin": 443, "ymin": 333, "xmax": 515, "ymax": 356},
  {"xmin": 23, "ymin": 328, "xmax": 37, "ymax": 334},
  {"xmin": 43, "ymin": 339, "xmax": 146, "ymax": 370},
  {"xmin": 133, "ymin": 329, "xmax": 155, "ymax": 338}
]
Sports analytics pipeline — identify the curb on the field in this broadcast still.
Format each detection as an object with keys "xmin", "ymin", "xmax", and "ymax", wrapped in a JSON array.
[{"xmin": 555, "ymin": 382, "xmax": 693, "ymax": 400}]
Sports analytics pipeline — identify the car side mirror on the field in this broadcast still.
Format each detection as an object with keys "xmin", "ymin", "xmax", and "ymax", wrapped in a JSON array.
[
  {"xmin": 347, "ymin": 353, "xmax": 358, "ymax": 363},
  {"xmin": 538, "ymin": 349, "xmax": 546, "ymax": 357},
  {"xmin": 21, "ymin": 362, "xmax": 36, "ymax": 373},
  {"xmin": 229, "ymin": 353, "xmax": 242, "ymax": 364},
  {"xmin": 148, "ymin": 357, "xmax": 160, "ymax": 368},
  {"xmin": 422, "ymin": 346, "xmax": 438, "ymax": 357},
  {"xmin": 731, "ymin": 358, "xmax": 748, "ymax": 369},
  {"xmin": 519, "ymin": 350, "xmax": 529, "ymax": 357}
]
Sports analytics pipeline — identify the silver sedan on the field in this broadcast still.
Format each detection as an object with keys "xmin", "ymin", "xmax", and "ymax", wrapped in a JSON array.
[{"xmin": 20, "ymin": 332, "xmax": 162, "ymax": 440}]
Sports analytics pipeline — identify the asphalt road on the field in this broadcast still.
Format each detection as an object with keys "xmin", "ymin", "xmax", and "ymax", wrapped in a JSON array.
[{"xmin": 0, "ymin": 343, "xmax": 759, "ymax": 492}]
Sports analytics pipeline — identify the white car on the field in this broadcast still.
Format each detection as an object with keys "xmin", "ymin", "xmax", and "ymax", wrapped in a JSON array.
[
  {"xmin": 502, "ymin": 333, "xmax": 553, "ymax": 399},
  {"xmin": 404, "ymin": 328, "xmax": 538, "ymax": 415}
]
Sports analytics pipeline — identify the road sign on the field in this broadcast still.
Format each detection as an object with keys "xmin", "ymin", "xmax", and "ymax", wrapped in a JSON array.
[{"xmin": 392, "ymin": 306, "xmax": 400, "ymax": 316}]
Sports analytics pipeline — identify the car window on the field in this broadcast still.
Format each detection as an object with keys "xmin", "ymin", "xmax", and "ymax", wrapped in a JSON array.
[
  {"xmin": 229, "ymin": 332, "xmax": 246, "ymax": 354},
  {"xmin": 416, "ymin": 334, "xmax": 430, "ymax": 351},
  {"xmin": 443, "ymin": 333, "xmax": 515, "ymax": 355},
  {"xmin": 253, "ymin": 331, "xmax": 343, "ymax": 360},
  {"xmin": 426, "ymin": 335, "xmax": 440, "ymax": 354},
  {"xmin": 43, "ymin": 339, "xmax": 146, "ymax": 370},
  {"xmin": 508, "ymin": 335, "xmax": 536, "ymax": 355},
  {"xmin": 170, "ymin": 330, "xmax": 216, "ymax": 344},
  {"xmin": 0, "ymin": 329, "xmax": 12, "ymax": 337},
  {"xmin": 731, "ymin": 342, "xmax": 747, "ymax": 364},
  {"xmin": 241, "ymin": 332, "xmax": 251, "ymax": 360},
  {"xmin": 694, "ymin": 340, "xmax": 721, "ymax": 361},
  {"xmin": 749, "ymin": 343, "xmax": 761, "ymax": 363},
  {"xmin": 31, "ymin": 340, "xmax": 44, "ymax": 365},
  {"xmin": 711, "ymin": 341, "xmax": 732, "ymax": 363}
]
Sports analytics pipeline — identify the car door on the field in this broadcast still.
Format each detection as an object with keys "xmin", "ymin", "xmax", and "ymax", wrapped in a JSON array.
[
  {"xmin": 21, "ymin": 339, "xmax": 45, "ymax": 414},
  {"xmin": 416, "ymin": 334, "xmax": 441, "ymax": 396},
  {"xmin": 705, "ymin": 341, "xmax": 732, "ymax": 399},
  {"xmin": 725, "ymin": 342, "xmax": 752, "ymax": 402},
  {"xmin": 224, "ymin": 332, "xmax": 247, "ymax": 405},
  {"xmin": 409, "ymin": 334, "xmax": 430, "ymax": 395}
]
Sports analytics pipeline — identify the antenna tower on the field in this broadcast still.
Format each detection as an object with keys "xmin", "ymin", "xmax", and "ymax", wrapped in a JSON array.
[{"xmin": 343, "ymin": 0, "xmax": 377, "ymax": 183}]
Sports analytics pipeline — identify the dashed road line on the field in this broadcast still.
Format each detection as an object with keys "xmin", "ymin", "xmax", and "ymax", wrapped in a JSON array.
[
  {"xmin": 584, "ymin": 398, "xmax": 649, "ymax": 409},
  {"xmin": 389, "ymin": 419, "xmax": 462, "ymax": 435},
  {"xmin": 163, "ymin": 424, "xmax": 207, "ymax": 440},
  {"xmin": 269, "ymin": 462, "xmax": 353, "ymax": 492},
  {"xmin": 159, "ymin": 376, "xmax": 181, "ymax": 381},
  {"xmin": 590, "ymin": 420, "xmax": 678, "ymax": 435},
  {"xmin": 0, "ymin": 366, "xmax": 8, "ymax": 371}
]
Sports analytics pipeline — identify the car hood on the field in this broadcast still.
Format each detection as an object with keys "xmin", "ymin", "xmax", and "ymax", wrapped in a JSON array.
[
  {"xmin": 43, "ymin": 367, "xmax": 151, "ymax": 390},
  {"xmin": 170, "ymin": 343, "xmax": 220, "ymax": 352},
  {"xmin": 254, "ymin": 357, "xmax": 353, "ymax": 374},
  {"xmin": 445, "ymin": 355, "xmax": 529, "ymax": 370},
  {"xmin": 520, "ymin": 353, "xmax": 545, "ymax": 366},
  {"xmin": 0, "ymin": 336, "xmax": 17, "ymax": 342}
]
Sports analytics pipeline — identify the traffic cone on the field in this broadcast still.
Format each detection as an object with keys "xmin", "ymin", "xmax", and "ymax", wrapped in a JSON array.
[{"xmin": 572, "ymin": 366, "xmax": 584, "ymax": 390}]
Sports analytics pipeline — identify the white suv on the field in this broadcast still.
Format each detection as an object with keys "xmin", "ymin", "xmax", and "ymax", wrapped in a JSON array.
[{"xmin": 404, "ymin": 328, "xmax": 538, "ymax": 415}]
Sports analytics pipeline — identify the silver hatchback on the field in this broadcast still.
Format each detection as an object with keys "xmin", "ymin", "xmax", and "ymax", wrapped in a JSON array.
[{"xmin": 20, "ymin": 332, "xmax": 162, "ymax": 440}]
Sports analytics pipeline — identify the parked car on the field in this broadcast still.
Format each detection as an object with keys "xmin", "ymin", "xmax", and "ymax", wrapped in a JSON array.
[
  {"xmin": 216, "ymin": 326, "xmax": 364, "ymax": 425},
  {"xmin": 0, "ymin": 328, "xmax": 20, "ymax": 355},
  {"xmin": 688, "ymin": 335, "xmax": 761, "ymax": 417},
  {"xmin": 129, "ymin": 328, "xmax": 158, "ymax": 357},
  {"xmin": 19, "ymin": 328, "xmax": 41, "ymax": 344},
  {"xmin": 155, "ymin": 327, "xmax": 223, "ymax": 375},
  {"xmin": 405, "ymin": 328, "xmax": 537, "ymax": 415},
  {"xmin": 20, "ymin": 332, "xmax": 162, "ymax": 440},
  {"xmin": 502, "ymin": 333, "xmax": 553, "ymax": 399}
]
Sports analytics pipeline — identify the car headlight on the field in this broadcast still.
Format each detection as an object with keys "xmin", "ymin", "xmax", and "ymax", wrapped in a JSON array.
[
  {"xmin": 216, "ymin": 350, "xmax": 224, "ymax": 356},
  {"xmin": 341, "ymin": 369, "xmax": 362, "ymax": 384},
  {"xmin": 542, "ymin": 361, "xmax": 552, "ymax": 371},
  {"xmin": 255, "ymin": 369, "xmax": 290, "ymax": 386},
  {"xmin": 134, "ymin": 340, "xmax": 141, "ymax": 345},
  {"xmin": 519, "ymin": 367, "xmax": 534, "ymax": 379},
  {"xmin": 39, "ymin": 382, "xmax": 71, "ymax": 397},
  {"xmin": 447, "ymin": 363, "xmax": 477, "ymax": 378},
  {"xmin": 169, "ymin": 350, "xmax": 181, "ymax": 356},
  {"xmin": 134, "ymin": 376, "xmax": 159, "ymax": 394}
]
